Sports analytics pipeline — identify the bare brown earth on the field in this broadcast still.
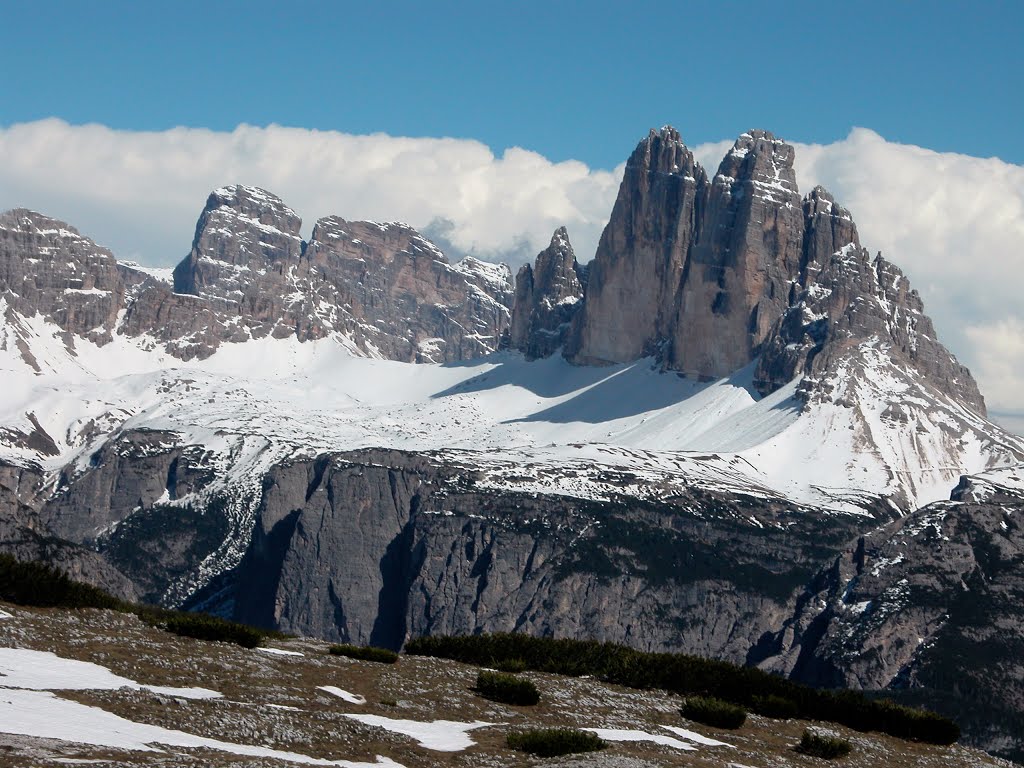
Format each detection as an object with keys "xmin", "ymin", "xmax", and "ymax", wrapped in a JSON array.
[{"xmin": 0, "ymin": 602, "xmax": 1011, "ymax": 768}]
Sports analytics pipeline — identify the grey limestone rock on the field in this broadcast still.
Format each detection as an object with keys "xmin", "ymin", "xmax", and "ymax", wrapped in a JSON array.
[
  {"xmin": 303, "ymin": 216, "xmax": 513, "ymax": 362},
  {"xmin": 509, "ymin": 226, "xmax": 586, "ymax": 359},
  {"xmin": 0, "ymin": 209, "xmax": 125, "ymax": 344},
  {"xmin": 572, "ymin": 127, "xmax": 705, "ymax": 365},
  {"xmin": 2, "ymin": 185, "xmax": 515, "ymax": 364},
  {"xmin": 758, "ymin": 466, "xmax": 1024, "ymax": 761},
  {"xmin": 569, "ymin": 128, "xmax": 986, "ymax": 420}
]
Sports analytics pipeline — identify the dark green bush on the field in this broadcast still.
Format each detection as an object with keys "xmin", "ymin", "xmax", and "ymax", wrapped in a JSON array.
[
  {"xmin": 154, "ymin": 611, "xmax": 264, "ymax": 648},
  {"xmin": 797, "ymin": 730, "xmax": 852, "ymax": 759},
  {"xmin": 682, "ymin": 696, "xmax": 747, "ymax": 729},
  {"xmin": 751, "ymin": 693, "xmax": 799, "ymax": 720},
  {"xmin": 476, "ymin": 670, "xmax": 540, "ymax": 705},
  {"xmin": 0, "ymin": 554, "xmax": 276, "ymax": 649},
  {"xmin": 507, "ymin": 728, "xmax": 607, "ymax": 757},
  {"xmin": 0, "ymin": 553, "xmax": 128, "ymax": 611},
  {"xmin": 404, "ymin": 633, "xmax": 960, "ymax": 745},
  {"xmin": 494, "ymin": 657, "xmax": 528, "ymax": 673},
  {"xmin": 329, "ymin": 644, "xmax": 399, "ymax": 664}
]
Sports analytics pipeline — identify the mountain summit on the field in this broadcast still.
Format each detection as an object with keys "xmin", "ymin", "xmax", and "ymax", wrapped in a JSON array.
[{"xmin": 511, "ymin": 127, "xmax": 1005, "ymax": 508}]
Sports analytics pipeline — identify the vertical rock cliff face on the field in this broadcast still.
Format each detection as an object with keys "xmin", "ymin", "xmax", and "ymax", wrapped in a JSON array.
[
  {"xmin": 509, "ymin": 227, "xmax": 586, "ymax": 359},
  {"xmin": 672, "ymin": 131, "xmax": 805, "ymax": 378},
  {"xmin": 570, "ymin": 127, "xmax": 813, "ymax": 374},
  {"xmin": 572, "ymin": 127, "xmax": 706, "ymax": 364},
  {"xmin": 221, "ymin": 450, "xmax": 873, "ymax": 657}
]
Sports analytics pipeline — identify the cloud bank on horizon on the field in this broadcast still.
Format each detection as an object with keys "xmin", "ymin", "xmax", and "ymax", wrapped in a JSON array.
[{"xmin": 0, "ymin": 119, "xmax": 1021, "ymax": 422}]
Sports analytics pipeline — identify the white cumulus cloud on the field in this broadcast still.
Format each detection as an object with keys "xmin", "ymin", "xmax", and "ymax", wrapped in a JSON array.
[
  {"xmin": 0, "ymin": 118, "xmax": 622, "ymax": 267},
  {"xmin": 1, "ymin": 119, "xmax": 1022, "ymax": 421}
]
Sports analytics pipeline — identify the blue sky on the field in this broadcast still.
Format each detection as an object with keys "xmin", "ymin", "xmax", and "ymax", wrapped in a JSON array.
[{"xmin": 2, "ymin": 0, "xmax": 1021, "ymax": 168}]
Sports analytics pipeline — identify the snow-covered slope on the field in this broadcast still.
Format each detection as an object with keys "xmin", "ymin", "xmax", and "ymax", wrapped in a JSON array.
[{"xmin": 2, "ymin": 299, "xmax": 1020, "ymax": 518}]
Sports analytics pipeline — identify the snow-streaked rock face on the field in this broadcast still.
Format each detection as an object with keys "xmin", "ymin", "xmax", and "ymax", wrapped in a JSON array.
[
  {"xmin": 305, "ymin": 216, "xmax": 513, "ymax": 362},
  {"xmin": 757, "ymin": 464, "xmax": 1024, "ymax": 760},
  {"xmin": 0, "ymin": 209, "xmax": 125, "ymax": 346}
]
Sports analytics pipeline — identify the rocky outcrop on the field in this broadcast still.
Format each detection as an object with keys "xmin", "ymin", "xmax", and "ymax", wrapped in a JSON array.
[
  {"xmin": 670, "ymin": 130, "xmax": 805, "ymax": 378},
  {"xmin": 754, "ymin": 243, "xmax": 986, "ymax": 414},
  {"xmin": 173, "ymin": 186, "xmax": 304, "ymax": 301},
  {"xmin": 757, "ymin": 466, "xmax": 1024, "ymax": 761},
  {"xmin": 509, "ymin": 227, "xmax": 586, "ymax": 358},
  {"xmin": 41, "ymin": 431, "xmax": 198, "ymax": 544},
  {"xmin": 571, "ymin": 128, "xmax": 811, "ymax": 375},
  {"xmin": 0, "ymin": 209, "xmax": 125, "ymax": 344},
  {"xmin": 572, "ymin": 127, "xmax": 705, "ymax": 364},
  {"xmin": 0, "ymin": 459, "xmax": 138, "ymax": 601},
  {"xmin": 303, "ymin": 217, "xmax": 513, "ymax": 362}
]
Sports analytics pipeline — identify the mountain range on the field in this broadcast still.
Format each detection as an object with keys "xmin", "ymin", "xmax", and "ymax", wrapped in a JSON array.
[{"xmin": 1, "ymin": 126, "xmax": 1022, "ymax": 761}]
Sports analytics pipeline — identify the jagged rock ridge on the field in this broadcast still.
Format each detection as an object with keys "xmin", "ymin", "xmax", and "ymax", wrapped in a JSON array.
[
  {"xmin": 519, "ymin": 128, "xmax": 986, "ymax": 422},
  {"xmin": 3, "ymin": 186, "xmax": 514, "ymax": 365}
]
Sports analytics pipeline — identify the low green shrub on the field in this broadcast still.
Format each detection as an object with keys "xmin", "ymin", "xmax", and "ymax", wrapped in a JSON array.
[
  {"xmin": 682, "ymin": 696, "xmax": 747, "ymax": 729},
  {"xmin": 476, "ymin": 670, "xmax": 540, "ymax": 705},
  {"xmin": 0, "ymin": 553, "xmax": 128, "ymax": 611},
  {"xmin": 153, "ymin": 611, "xmax": 265, "ymax": 648},
  {"xmin": 507, "ymin": 728, "xmax": 607, "ymax": 757},
  {"xmin": 494, "ymin": 657, "xmax": 528, "ymax": 673},
  {"xmin": 404, "ymin": 633, "xmax": 960, "ymax": 744},
  {"xmin": 751, "ymin": 693, "xmax": 800, "ymax": 720},
  {"xmin": 0, "ymin": 554, "xmax": 277, "ymax": 649},
  {"xmin": 797, "ymin": 730, "xmax": 852, "ymax": 759},
  {"xmin": 329, "ymin": 644, "xmax": 399, "ymax": 664}
]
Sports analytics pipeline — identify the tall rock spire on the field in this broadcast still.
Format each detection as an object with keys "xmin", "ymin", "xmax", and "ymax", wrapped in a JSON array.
[
  {"xmin": 510, "ymin": 227, "xmax": 585, "ymax": 359},
  {"xmin": 669, "ymin": 130, "xmax": 804, "ymax": 377},
  {"xmin": 571, "ymin": 126, "xmax": 707, "ymax": 364}
]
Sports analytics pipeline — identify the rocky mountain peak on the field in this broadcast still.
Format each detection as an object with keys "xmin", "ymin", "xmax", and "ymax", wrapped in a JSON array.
[
  {"xmin": 510, "ymin": 227, "xmax": 585, "ymax": 359},
  {"xmin": 572, "ymin": 128, "xmax": 706, "ymax": 365},
  {"xmin": 714, "ymin": 129, "xmax": 798, "ymax": 193},
  {"xmin": 0, "ymin": 208, "xmax": 123, "ymax": 345},
  {"xmin": 632, "ymin": 125, "xmax": 701, "ymax": 178},
  {"xmin": 201, "ymin": 184, "xmax": 303, "ymax": 236},
  {"xmin": 174, "ymin": 185, "xmax": 304, "ymax": 299}
]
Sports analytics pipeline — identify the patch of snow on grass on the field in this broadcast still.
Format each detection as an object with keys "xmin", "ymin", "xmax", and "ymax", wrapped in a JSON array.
[
  {"xmin": 584, "ymin": 728, "xmax": 697, "ymax": 751},
  {"xmin": 0, "ymin": 689, "xmax": 403, "ymax": 767},
  {"xmin": 0, "ymin": 648, "xmax": 221, "ymax": 700},
  {"xmin": 318, "ymin": 685, "xmax": 366, "ymax": 704},
  {"xmin": 341, "ymin": 714, "xmax": 495, "ymax": 751},
  {"xmin": 258, "ymin": 647, "xmax": 305, "ymax": 657},
  {"xmin": 661, "ymin": 724, "xmax": 734, "ymax": 747}
]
